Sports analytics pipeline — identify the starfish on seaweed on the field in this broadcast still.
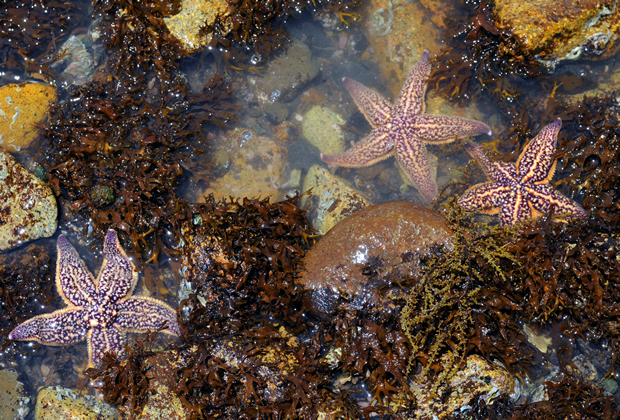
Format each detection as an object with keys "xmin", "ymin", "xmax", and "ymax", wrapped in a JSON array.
[
  {"xmin": 9, "ymin": 229, "xmax": 180, "ymax": 368},
  {"xmin": 321, "ymin": 49, "xmax": 492, "ymax": 201},
  {"xmin": 458, "ymin": 118, "xmax": 587, "ymax": 226}
]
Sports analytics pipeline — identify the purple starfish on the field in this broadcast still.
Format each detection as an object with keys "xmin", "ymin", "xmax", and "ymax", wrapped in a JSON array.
[
  {"xmin": 9, "ymin": 229, "xmax": 180, "ymax": 368},
  {"xmin": 321, "ymin": 49, "xmax": 491, "ymax": 201}
]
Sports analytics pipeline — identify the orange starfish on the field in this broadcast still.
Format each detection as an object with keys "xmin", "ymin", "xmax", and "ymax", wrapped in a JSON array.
[{"xmin": 321, "ymin": 50, "xmax": 491, "ymax": 201}]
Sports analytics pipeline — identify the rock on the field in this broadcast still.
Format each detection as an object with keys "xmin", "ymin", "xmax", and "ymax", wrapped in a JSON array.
[
  {"xmin": 406, "ymin": 355, "xmax": 521, "ymax": 419},
  {"xmin": 50, "ymin": 35, "xmax": 95, "ymax": 86},
  {"xmin": 492, "ymin": 0, "xmax": 620, "ymax": 68},
  {"xmin": 138, "ymin": 384, "xmax": 186, "ymax": 420},
  {"xmin": 249, "ymin": 40, "xmax": 320, "ymax": 104},
  {"xmin": 299, "ymin": 201, "xmax": 452, "ymax": 312},
  {"xmin": 603, "ymin": 378, "xmax": 618, "ymax": 394},
  {"xmin": 0, "ymin": 82, "xmax": 57, "ymax": 151},
  {"xmin": 0, "ymin": 148, "xmax": 57, "ymax": 251},
  {"xmin": 164, "ymin": 0, "xmax": 232, "ymax": 52},
  {"xmin": 301, "ymin": 164, "xmax": 370, "ymax": 235},
  {"xmin": 35, "ymin": 386, "xmax": 116, "ymax": 420},
  {"xmin": 0, "ymin": 370, "xmax": 29, "ymax": 420},
  {"xmin": 301, "ymin": 106, "xmax": 345, "ymax": 156},
  {"xmin": 197, "ymin": 129, "xmax": 287, "ymax": 202}
]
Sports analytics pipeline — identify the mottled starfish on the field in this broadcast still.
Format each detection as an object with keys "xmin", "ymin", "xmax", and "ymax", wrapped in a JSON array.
[
  {"xmin": 458, "ymin": 118, "xmax": 587, "ymax": 226},
  {"xmin": 9, "ymin": 229, "xmax": 180, "ymax": 368},
  {"xmin": 321, "ymin": 49, "xmax": 491, "ymax": 201}
]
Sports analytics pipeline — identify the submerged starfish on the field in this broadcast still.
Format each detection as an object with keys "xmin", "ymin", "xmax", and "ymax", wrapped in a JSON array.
[
  {"xmin": 321, "ymin": 49, "xmax": 491, "ymax": 201},
  {"xmin": 9, "ymin": 229, "xmax": 180, "ymax": 368},
  {"xmin": 458, "ymin": 118, "xmax": 587, "ymax": 226}
]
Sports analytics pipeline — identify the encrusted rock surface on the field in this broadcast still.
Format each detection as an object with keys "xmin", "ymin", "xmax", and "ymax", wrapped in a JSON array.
[
  {"xmin": 299, "ymin": 201, "xmax": 452, "ymax": 311},
  {"xmin": 492, "ymin": 0, "xmax": 620, "ymax": 67},
  {"xmin": 0, "ymin": 82, "xmax": 57, "ymax": 152},
  {"xmin": 0, "ymin": 370, "xmax": 29, "ymax": 420},
  {"xmin": 164, "ymin": 0, "xmax": 231, "ymax": 52},
  {"xmin": 301, "ymin": 106, "xmax": 346, "ymax": 156},
  {"xmin": 0, "ymin": 148, "xmax": 57, "ymax": 251},
  {"xmin": 301, "ymin": 164, "xmax": 370, "ymax": 235},
  {"xmin": 35, "ymin": 386, "xmax": 116, "ymax": 420}
]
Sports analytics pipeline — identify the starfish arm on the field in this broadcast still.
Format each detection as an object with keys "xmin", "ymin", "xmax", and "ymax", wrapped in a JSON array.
[
  {"xmin": 517, "ymin": 118, "xmax": 562, "ymax": 184},
  {"xmin": 96, "ymin": 230, "xmax": 138, "ymax": 305},
  {"xmin": 524, "ymin": 184, "xmax": 588, "ymax": 221},
  {"xmin": 396, "ymin": 49, "xmax": 431, "ymax": 117},
  {"xmin": 395, "ymin": 134, "xmax": 437, "ymax": 201},
  {"xmin": 88, "ymin": 325, "xmax": 126, "ymax": 368},
  {"xmin": 115, "ymin": 296, "xmax": 181, "ymax": 336},
  {"xmin": 342, "ymin": 78, "xmax": 394, "ymax": 127},
  {"xmin": 321, "ymin": 126, "xmax": 395, "ymax": 167},
  {"xmin": 464, "ymin": 142, "xmax": 517, "ymax": 183},
  {"xmin": 57, "ymin": 235, "xmax": 97, "ymax": 307},
  {"xmin": 9, "ymin": 307, "xmax": 88, "ymax": 345},
  {"xmin": 413, "ymin": 115, "xmax": 491, "ymax": 144},
  {"xmin": 499, "ymin": 190, "xmax": 532, "ymax": 226},
  {"xmin": 458, "ymin": 182, "xmax": 509, "ymax": 213}
]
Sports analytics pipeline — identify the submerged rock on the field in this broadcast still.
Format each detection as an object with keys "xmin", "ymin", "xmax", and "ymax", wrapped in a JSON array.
[
  {"xmin": 249, "ymin": 40, "xmax": 320, "ymax": 104},
  {"xmin": 301, "ymin": 106, "xmax": 346, "ymax": 156},
  {"xmin": 0, "ymin": 82, "xmax": 57, "ymax": 152},
  {"xmin": 0, "ymin": 149, "xmax": 57, "ymax": 251},
  {"xmin": 164, "ymin": 0, "xmax": 231, "ymax": 52},
  {"xmin": 0, "ymin": 369, "xmax": 29, "ymax": 420},
  {"xmin": 301, "ymin": 164, "xmax": 370, "ymax": 235},
  {"xmin": 35, "ymin": 386, "xmax": 116, "ymax": 420},
  {"xmin": 299, "ymin": 201, "xmax": 452, "ymax": 312}
]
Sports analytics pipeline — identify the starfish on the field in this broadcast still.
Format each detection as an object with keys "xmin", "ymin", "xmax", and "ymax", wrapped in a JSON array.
[
  {"xmin": 321, "ymin": 49, "xmax": 492, "ymax": 201},
  {"xmin": 9, "ymin": 229, "xmax": 180, "ymax": 368},
  {"xmin": 458, "ymin": 118, "xmax": 587, "ymax": 226}
]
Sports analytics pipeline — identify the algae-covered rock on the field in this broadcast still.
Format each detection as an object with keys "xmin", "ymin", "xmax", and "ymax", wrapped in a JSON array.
[
  {"xmin": 0, "ymin": 82, "xmax": 57, "ymax": 151},
  {"xmin": 0, "ymin": 370, "xmax": 29, "ymax": 420},
  {"xmin": 250, "ymin": 40, "xmax": 320, "ymax": 103},
  {"xmin": 301, "ymin": 106, "xmax": 346, "ymax": 156},
  {"xmin": 492, "ymin": 0, "xmax": 620, "ymax": 67},
  {"xmin": 301, "ymin": 164, "xmax": 369, "ymax": 235},
  {"xmin": 197, "ymin": 129, "xmax": 287, "ymax": 202},
  {"xmin": 0, "ymin": 148, "xmax": 57, "ymax": 251},
  {"xmin": 35, "ymin": 386, "xmax": 116, "ymax": 420}
]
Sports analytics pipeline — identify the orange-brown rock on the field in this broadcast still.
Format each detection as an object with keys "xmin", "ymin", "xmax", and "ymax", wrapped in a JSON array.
[{"xmin": 299, "ymin": 202, "xmax": 452, "ymax": 312}]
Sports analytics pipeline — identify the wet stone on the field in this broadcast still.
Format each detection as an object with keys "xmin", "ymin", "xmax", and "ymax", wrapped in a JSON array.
[
  {"xmin": 0, "ymin": 82, "xmax": 57, "ymax": 152},
  {"xmin": 301, "ymin": 164, "xmax": 370, "ymax": 235},
  {"xmin": 35, "ymin": 386, "xmax": 116, "ymax": 420},
  {"xmin": 197, "ymin": 129, "xmax": 287, "ymax": 202},
  {"xmin": 249, "ymin": 40, "xmax": 320, "ymax": 104},
  {"xmin": 301, "ymin": 106, "xmax": 346, "ymax": 156},
  {"xmin": 164, "ymin": 0, "xmax": 231, "ymax": 52},
  {"xmin": 492, "ymin": 0, "xmax": 620, "ymax": 68},
  {"xmin": 0, "ymin": 148, "xmax": 57, "ymax": 251},
  {"xmin": 0, "ymin": 369, "xmax": 29, "ymax": 420},
  {"xmin": 299, "ymin": 201, "xmax": 452, "ymax": 312}
]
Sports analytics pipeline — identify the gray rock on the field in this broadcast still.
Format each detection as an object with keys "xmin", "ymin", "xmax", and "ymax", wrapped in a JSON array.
[{"xmin": 0, "ymin": 149, "xmax": 57, "ymax": 251}]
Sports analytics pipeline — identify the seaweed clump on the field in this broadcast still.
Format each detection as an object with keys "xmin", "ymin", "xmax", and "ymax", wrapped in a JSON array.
[
  {"xmin": 401, "ymin": 198, "xmax": 530, "ymax": 389},
  {"xmin": 39, "ymin": 0, "xmax": 235, "ymax": 262},
  {"xmin": 88, "ymin": 195, "xmax": 361, "ymax": 418}
]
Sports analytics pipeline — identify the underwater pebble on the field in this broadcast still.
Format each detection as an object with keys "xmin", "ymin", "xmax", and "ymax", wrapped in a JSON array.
[
  {"xmin": 35, "ymin": 386, "xmax": 116, "ymax": 420},
  {"xmin": 0, "ymin": 370, "xmax": 29, "ymax": 420},
  {"xmin": 50, "ymin": 35, "xmax": 95, "ymax": 86},
  {"xmin": 407, "ymin": 355, "xmax": 521, "ymax": 419},
  {"xmin": 301, "ymin": 164, "xmax": 369, "ymax": 235},
  {"xmin": 301, "ymin": 106, "xmax": 346, "ymax": 156},
  {"xmin": 0, "ymin": 148, "xmax": 57, "ymax": 251},
  {"xmin": 299, "ymin": 200, "xmax": 452, "ymax": 311},
  {"xmin": 197, "ymin": 129, "xmax": 287, "ymax": 202},
  {"xmin": 250, "ymin": 40, "xmax": 319, "ymax": 104},
  {"xmin": 0, "ymin": 82, "xmax": 57, "ymax": 152},
  {"xmin": 603, "ymin": 377, "xmax": 618, "ymax": 394}
]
